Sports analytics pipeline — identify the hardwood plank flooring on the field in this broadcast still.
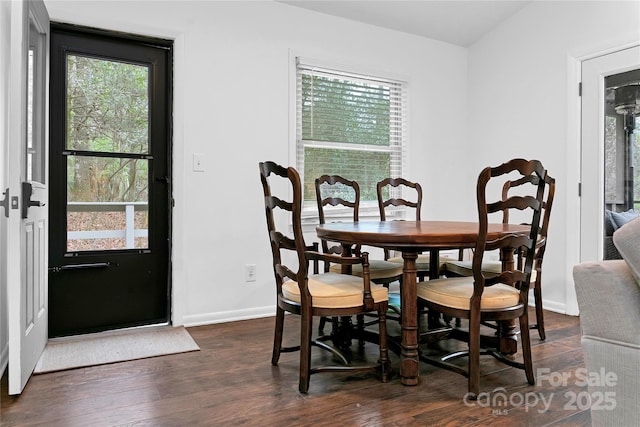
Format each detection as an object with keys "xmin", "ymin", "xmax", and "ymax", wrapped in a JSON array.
[{"xmin": 0, "ymin": 309, "xmax": 590, "ymax": 426}]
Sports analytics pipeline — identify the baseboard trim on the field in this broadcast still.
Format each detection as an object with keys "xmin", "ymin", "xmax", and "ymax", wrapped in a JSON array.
[
  {"xmin": 181, "ymin": 298, "xmax": 573, "ymax": 328},
  {"xmin": 182, "ymin": 306, "xmax": 275, "ymax": 327},
  {"xmin": 537, "ymin": 298, "xmax": 568, "ymax": 315}
]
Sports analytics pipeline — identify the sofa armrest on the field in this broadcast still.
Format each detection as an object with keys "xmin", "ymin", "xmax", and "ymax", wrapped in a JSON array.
[
  {"xmin": 573, "ymin": 260, "xmax": 640, "ymax": 346},
  {"xmin": 581, "ymin": 336, "xmax": 640, "ymax": 427}
]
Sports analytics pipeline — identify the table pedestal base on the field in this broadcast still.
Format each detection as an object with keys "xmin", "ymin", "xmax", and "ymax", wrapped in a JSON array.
[{"xmin": 400, "ymin": 251, "xmax": 420, "ymax": 385}]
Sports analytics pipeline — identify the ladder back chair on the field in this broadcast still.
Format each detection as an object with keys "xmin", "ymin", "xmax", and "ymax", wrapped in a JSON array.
[
  {"xmin": 416, "ymin": 158, "xmax": 547, "ymax": 399},
  {"xmin": 260, "ymin": 161, "xmax": 389, "ymax": 393},
  {"xmin": 377, "ymin": 177, "xmax": 461, "ymax": 281},
  {"xmin": 443, "ymin": 172, "xmax": 555, "ymax": 340},
  {"xmin": 315, "ymin": 175, "xmax": 403, "ymax": 335},
  {"xmin": 315, "ymin": 175, "xmax": 403, "ymax": 287}
]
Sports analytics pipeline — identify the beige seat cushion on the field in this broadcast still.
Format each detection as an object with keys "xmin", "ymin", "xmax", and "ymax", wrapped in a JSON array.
[
  {"xmin": 282, "ymin": 272, "xmax": 388, "ymax": 309},
  {"xmin": 329, "ymin": 259, "xmax": 403, "ymax": 280},
  {"xmin": 388, "ymin": 253, "xmax": 456, "ymax": 272},
  {"xmin": 417, "ymin": 276, "xmax": 520, "ymax": 310}
]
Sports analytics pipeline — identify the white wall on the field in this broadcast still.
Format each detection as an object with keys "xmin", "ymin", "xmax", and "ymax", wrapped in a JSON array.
[
  {"xmin": 44, "ymin": 0, "xmax": 468, "ymax": 326},
  {"xmin": 467, "ymin": 1, "xmax": 640, "ymax": 314}
]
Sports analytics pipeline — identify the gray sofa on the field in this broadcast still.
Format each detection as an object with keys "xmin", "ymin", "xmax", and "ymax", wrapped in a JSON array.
[{"xmin": 573, "ymin": 217, "xmax": 640, "ymax": 426}]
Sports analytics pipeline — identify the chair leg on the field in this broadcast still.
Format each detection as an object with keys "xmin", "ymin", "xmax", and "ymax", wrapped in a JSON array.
[
  {"xmin": 520, "ymin": 313, "xmax": 536, "ymax": 385},
  {"xmin": 272, "ymin": 306, "xmax": 285, "ymax": 366},
  {"xmin": 318, "ymin": 316, "xmax": 327, "ymax": 335},
  {"xmin": 533, "ymin": 275, "xmax": 545, "ymax": 340},
  {"xmin": 378, "ymin": 302, "xmax": 389, "ymax": 382},
  {"xmin": 467, "ymin": 311, "xmax": 481, "ymax": 399},
  {"xmin": 299, "ymin": 310, "xmax": 313, "ymax": 393}
]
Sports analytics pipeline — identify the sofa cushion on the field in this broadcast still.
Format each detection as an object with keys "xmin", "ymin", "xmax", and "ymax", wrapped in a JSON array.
[
  {"xmin": 604, "ymin": 210, "xmax": 616, "ymax": 236},
  {"xmin": 613, "ymin": 217, "xmax": 640, "ymax": 283},
  {"xmin": 610, "ymin": 209, "xmax": 639, "ymax": 230}
]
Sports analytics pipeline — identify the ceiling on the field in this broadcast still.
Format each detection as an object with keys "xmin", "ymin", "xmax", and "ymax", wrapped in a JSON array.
[{"xmin": 279, "ymin": 0, "xmax": 532, "ymax": 47}]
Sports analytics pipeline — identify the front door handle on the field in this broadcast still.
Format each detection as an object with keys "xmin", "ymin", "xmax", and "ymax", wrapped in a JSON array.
[
  {"xmin": 1, "ymin": 188, "xmax": 9, "ymax": 218},
  {"xmin": 22, "ymin": 182, "xmax": 45, "ymax": 219}
]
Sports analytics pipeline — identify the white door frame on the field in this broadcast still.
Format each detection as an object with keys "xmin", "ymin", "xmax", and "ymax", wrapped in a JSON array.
[
  {"xmin": 565, "ymin": 41, "xmax": 640, "ymax": 316},
  {"xmin": 580, "ymin": 46, "xmax": 640, "ymax": 261}
]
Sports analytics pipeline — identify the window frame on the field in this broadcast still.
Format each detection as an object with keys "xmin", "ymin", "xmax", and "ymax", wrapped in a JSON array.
[{"xmin": 290, "ymin": 55, "xmax": 409, "ymax": 222}]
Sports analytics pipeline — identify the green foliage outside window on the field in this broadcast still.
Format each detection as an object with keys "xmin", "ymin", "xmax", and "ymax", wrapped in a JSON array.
[
  {"xmin": 300, "ymin": 72, "xmax": 397, "ymax": 204},
  {"xmin": 301, "ymin": 74, "xmax": 390, "ymax": 146},
  {"xmin": 303, "ymin": 148, "xmax": 390, "ymax": 202},
  {"xmin": 66, "ymin": 55, "xmax": 149, "ymax": 203}
]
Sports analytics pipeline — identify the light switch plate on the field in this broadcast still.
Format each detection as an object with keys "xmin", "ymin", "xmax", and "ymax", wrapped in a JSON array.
[
  {"xmin": 193, "ymin": 153, "xmax": 205, "ymax": 172},
  {"xmin": 245, "ymin": 264, "xmax": 257, "ymax": 282}
]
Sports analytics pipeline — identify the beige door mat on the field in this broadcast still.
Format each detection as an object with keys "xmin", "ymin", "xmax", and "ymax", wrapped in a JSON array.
[{"xmin": 34, "ymin": 326, "xmax": 200, "ymax": 374}]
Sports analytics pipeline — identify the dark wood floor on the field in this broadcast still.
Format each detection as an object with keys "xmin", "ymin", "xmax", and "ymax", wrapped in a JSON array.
[{"xmin": 1, "ymin": 308, "xmax": 589, "ymax": 426}]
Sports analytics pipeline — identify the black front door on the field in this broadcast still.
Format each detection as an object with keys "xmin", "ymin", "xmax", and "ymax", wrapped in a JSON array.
[{"xmin": 48, "ymin": 24, "xmax": 172, "ymax": 337}]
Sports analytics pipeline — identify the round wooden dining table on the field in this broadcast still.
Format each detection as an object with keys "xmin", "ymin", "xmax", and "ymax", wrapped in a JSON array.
[{"xmin": 316, "ymin": 220, "xmax": 531, "ymax": 386}]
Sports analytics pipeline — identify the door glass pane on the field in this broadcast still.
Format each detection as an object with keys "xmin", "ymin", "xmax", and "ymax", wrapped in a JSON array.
[
  {"xmin": 65, "ymin": 54, "xmax": 151, "ymax": 252},
  {"xmin": 604, "ymin": 114, "xmax": 619, "ymax": 207},
  {"xmin": 27, "ymin": 18, "xmax": 45, "ymax": 183},
  {"xmin": 27, "ymin": 48, "xmax": 34, "ymax": 181},
  {"xmin": 604, "ymin": 82, "xmax": 640, "ymax": 212},
  {"xmin": 66, "ymin": 55, "xmax": 149, "ymax": 154},
  {"xmin": 603, "ymin": 76, "xmax": 640, "ymax": 259},
  {"xmin": 66, "ymin": 156, "xmax": 149, "ymax": 251}
]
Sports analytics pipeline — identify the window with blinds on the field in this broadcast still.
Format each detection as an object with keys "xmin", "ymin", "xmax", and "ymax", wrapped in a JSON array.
[{"xmin": 296, "ymin": 58, "xmax": 408, "ymax": 215}]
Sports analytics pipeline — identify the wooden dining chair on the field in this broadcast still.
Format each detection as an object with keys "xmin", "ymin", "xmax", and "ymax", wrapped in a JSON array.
[
  {"xmin": 442, "ymin": 172, "xmax": 555, "ymax": 340},
  {"xmin": 259, "ymin": 161, "xmax": 390, "ymax": 393},
  {"xmin": 416, "ymin": 158, "xmax": 547, "ymax": 398},
  {"xmin": 315, "ymin": 175, "xmax": 403, "ymax": 287},
  {"xmin": 315, "ymin": 175, "xmax": 403, "ymax": 334},
  {"xmin": 376, "ymin": 177, "xmax": 461, "ymax": 281}
]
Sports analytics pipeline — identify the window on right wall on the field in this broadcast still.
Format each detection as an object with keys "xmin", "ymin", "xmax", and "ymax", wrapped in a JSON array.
[{"xmin": 295, "ymin": 58, "xmax": 408, "ymax": 218}]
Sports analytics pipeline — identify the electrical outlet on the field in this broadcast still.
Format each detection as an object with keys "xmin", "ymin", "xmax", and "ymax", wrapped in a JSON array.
[{"xmin": 245, "ymin": 264, "xmax": 257, "ymax": 282}]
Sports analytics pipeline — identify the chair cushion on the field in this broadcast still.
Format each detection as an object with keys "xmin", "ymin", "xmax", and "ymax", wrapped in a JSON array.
[
  {"xmin": 282, "ymin": 272, "xmax": 388, "ymax": 309},
  {"xmin": 613, "ymin": 217, "xmax": 640, "ymax": 283},
  {"xmin": 388, "ymin": 253, "xmax": 456, "ymax": 272},
  {"xmin": 442, "ymin": 260, "xmax": 502, "ymax": 277},
  {"xmin": 417, "ymin": 276, "xmax": 520, "ymax": 310},
  {"xmin": 329, "ymin": 259, "xmax": 403, "ymax": 280}
]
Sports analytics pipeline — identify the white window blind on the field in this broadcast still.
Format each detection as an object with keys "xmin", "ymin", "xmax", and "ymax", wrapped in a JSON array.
[{"xmin": 295, "ymin": 58, "xmax": 408, "ymax": 214}]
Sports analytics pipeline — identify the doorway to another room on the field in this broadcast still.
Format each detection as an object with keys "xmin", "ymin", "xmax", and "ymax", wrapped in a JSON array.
[
  {"xmin": 580, "ymin": 45, "xmax": 640, "ymax": 263},
  {"xmin": 603, "ymin": 70, "xmax": 640, "ymax": 259}
]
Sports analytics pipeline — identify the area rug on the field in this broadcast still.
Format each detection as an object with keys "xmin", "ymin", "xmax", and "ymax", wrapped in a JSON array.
[{"xmin": 34, "ymin": 326, "xmax": 200, "ymax": 374}]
